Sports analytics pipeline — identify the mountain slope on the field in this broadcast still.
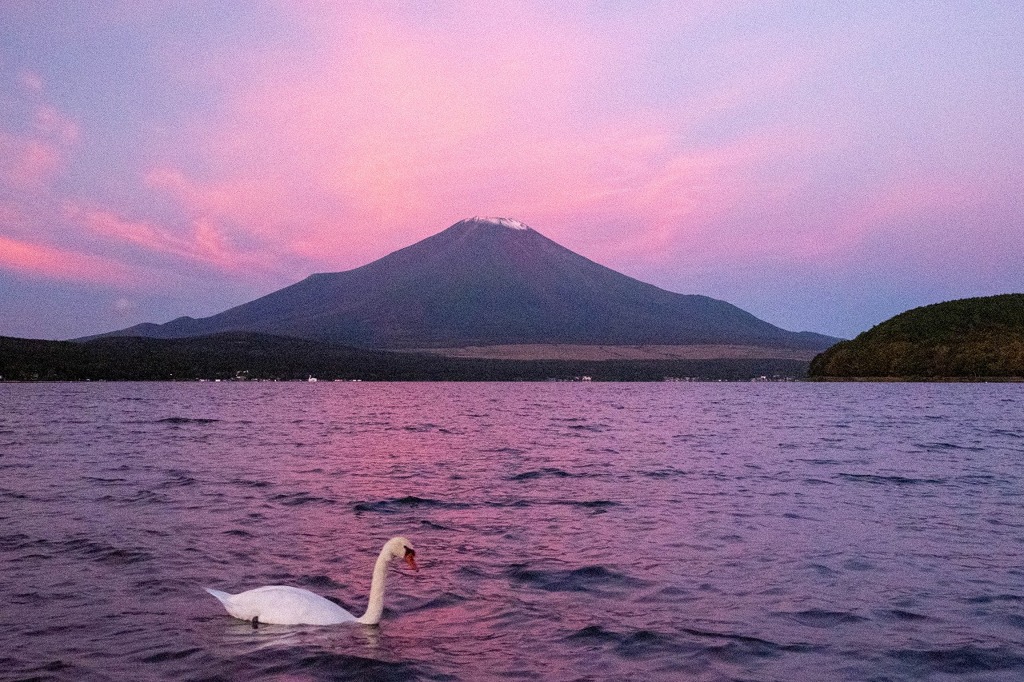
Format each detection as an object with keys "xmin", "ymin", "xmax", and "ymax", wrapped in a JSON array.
[
  {"xmin": 809, "ymin": 294, "xmax": 1024, "ymax": 378},
  {"xmin": 99, "ymin": 217, "xmax": 837, "ymax": 350}
]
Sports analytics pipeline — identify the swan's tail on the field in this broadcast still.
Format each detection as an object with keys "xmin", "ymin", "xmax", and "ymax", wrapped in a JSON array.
[{"xmin": 205, "ymin": 587, "xmax": 233, "ymax": 606}]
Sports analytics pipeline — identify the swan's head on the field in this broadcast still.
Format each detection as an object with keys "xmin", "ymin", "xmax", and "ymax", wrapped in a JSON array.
[{"xmin": 386, "ymin": 536, "xmax": 418, "ymax": 571}]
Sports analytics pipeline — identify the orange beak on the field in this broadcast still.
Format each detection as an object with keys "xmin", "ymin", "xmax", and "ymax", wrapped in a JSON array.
[{"xmin": 403, "ymin": 547, "xmax": 419, "ymax": 572}]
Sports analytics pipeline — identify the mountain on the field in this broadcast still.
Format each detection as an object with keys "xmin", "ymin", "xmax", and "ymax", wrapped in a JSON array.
[
  {"xmin": 809, "ymin": 294, "xmax": 1024, "ymax": 379},
  {"xmin": 96, "ymin": 217, "xmax": 837, "ymax": 350}
]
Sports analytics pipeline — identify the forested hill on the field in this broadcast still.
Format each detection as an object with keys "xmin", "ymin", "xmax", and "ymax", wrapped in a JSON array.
[{"xmin": 809, "ymin": 294, "xmax": 1024, "ymax": 379}]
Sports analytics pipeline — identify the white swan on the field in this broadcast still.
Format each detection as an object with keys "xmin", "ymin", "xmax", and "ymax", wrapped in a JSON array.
[{"xmin": 205, "ymin": 536, "xmax": 418, "ymax": 626}]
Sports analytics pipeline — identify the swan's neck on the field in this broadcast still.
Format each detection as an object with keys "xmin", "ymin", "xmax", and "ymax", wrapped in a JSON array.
[{"xmin": 356, "ymin": 549, "xmax": 391, "ymax": 625}]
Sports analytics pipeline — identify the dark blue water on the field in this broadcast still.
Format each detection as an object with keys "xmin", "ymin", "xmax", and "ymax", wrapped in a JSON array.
[{"xmin": 1, "ymin": 382, "xmax": 1022, "ymax": 680}]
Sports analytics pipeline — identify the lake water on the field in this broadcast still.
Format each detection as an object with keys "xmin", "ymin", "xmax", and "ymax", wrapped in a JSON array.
[{"xmin": 1, "ymin": 382, "xmax": 1022, "ymax": 681}]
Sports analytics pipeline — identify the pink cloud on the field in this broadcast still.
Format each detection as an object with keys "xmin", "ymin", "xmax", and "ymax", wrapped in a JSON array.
[
  {"xmin": 0, "ymin": 134, "xmax": 62, "ymax": 189},
  {"xmin": 0, "ymin": 66, "xmax": 292, "ymax": 288},
  {"xmin": 0, "ymin": 234, "xmax": 135, "ymax": 285},
  {"xmin": 68, "ymin": 203, "xmax": 279, "ymax": 276},
  {"xmin": 19, "ymin": 70, "xmax": 45, "ymax": 94},
  {"xmin": 141, "ymin": 1, "xmax": 817, "ymax": 277},
  {"xmin": 1, "ymin": 3, "xmax": 860, "ymax": 309},
  {"xmin": 0, "ymin": 71, "xmax": 78, "ymax": 191},
  {"xmin": 32, "ymin": 103, "xmax": 79, "ymax": 144},
  {"xmin": 775, "ymin": 171, "xmax": 1009, "ymax": 271}
]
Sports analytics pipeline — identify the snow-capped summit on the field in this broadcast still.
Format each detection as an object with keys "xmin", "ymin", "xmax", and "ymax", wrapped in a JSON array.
[{"xmin": 462, "ymin": 216, "xmax": 531, "ymax": 231}]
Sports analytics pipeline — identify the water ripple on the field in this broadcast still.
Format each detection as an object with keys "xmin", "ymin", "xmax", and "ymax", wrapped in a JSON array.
[
  {"xmin": 353, "ymin": 496, "xmax": 472, "ymax": 513},
  {"xmin": 507, "ymin": 564, "xmax": 645, "ymax": 593}
]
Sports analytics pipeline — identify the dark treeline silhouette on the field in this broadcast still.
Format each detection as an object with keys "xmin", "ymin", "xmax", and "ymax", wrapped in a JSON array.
[{"xmin": 1, "ymin": 333, "xmax": 808, "ymax": 382}]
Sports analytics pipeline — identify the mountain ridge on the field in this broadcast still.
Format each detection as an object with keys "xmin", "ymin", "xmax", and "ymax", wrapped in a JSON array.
[{"xmin": 94, "ymin": 217, "xmax": 838, "ymax": 350}]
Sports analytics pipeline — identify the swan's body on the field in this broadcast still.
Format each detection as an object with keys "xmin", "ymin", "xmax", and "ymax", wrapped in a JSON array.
[
  {"xmin": 205, "ymin": 536, "xmax": 417, "ymax": 626},
  {"xmin": 205, "ymin": 585, "xmax": 359, "ymax": 625}
]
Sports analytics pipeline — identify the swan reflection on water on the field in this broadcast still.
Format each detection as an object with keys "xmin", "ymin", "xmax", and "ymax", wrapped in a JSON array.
[{"xmin": 215, "ymin": 617, "xmax": 384, "ymax": 654}]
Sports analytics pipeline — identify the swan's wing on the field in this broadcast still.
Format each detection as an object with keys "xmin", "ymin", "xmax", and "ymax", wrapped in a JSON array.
[{"xmin": 216, "ymin": 585, "xmax": 357, "ymax": 625}]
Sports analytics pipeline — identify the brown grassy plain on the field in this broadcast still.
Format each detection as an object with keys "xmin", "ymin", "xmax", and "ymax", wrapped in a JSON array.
[{"xmin": 408, "ymin": 344, "xmax": 820, "ymax": 361}]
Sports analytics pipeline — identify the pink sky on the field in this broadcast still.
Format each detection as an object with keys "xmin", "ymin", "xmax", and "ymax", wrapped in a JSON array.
[{"xmin": 1, "ymin": 1, "xmax": 1022, "ymax": 339}]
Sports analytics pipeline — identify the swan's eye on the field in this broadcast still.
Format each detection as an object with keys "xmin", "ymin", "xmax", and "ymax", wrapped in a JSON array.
[{"xmin": 404, "ymin": 546, "xmax": 415, "ymax": 558}]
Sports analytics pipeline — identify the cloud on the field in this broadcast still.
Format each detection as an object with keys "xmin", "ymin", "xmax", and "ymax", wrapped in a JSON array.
[
  {"xmin": 32, "ymin": 103, "xmax": 79, "ymax": 143},
  {"xmin": 3, "ymin": 3, "xmax": 827, "ymax": 288},
  {"xmin": 67, "ymin": 202, "xmax": 289, "ymax": 278},
  {"xmin": 0, "ymin": 234, "xmax": 135, "ymax": 285},
  {"xmin": 0, "ymin": 134, "xmax": 62, "ymax": 190},
  {"xmin": 0, "ymin": 69, "xmax": 285, "ymax": 288},
  {"xmin": 0, "ymin": 70, "xmax": 78, "ymax": 191},
  {"xmin": 0, "ymin": 72, "xmax": 123, "ymax": 285},
  {"xmin": 139, "ymin": 1, "xmax": 816, "ymax": 275}
]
